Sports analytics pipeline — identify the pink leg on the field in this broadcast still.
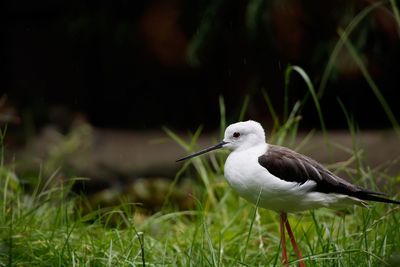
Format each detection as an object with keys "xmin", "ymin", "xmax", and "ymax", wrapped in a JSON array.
[
  {"xmin": 284, "ymin": 214, "xmax": 306, "ymax": 267},
  {"xmin": 280, "ymin": 212, "xmax": 289, "ymax": 267}
]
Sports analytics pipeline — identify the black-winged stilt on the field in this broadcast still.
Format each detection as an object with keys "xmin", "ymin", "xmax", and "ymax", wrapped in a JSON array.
[{"xmin": 177, "ymin": 120, "xmax": 400, "ymax": 266}]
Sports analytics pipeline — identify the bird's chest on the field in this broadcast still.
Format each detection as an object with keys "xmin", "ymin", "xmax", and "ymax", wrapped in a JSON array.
[{"xmin": 224, "ymin": 150, "xmax": 266, "ymax": 197}]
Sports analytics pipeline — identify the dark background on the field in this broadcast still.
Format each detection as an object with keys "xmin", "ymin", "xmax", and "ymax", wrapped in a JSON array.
[{"xmin": 3, "ymin": 0, "xmax": 400, "ymax": 133}]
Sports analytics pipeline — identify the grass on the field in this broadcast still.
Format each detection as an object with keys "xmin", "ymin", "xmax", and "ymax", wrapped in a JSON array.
[
  {"xmin": 1, "ymin": 157, "xmax": 400, "ymax": 266},
  {"xmin": 1, "ymin": 94, "xmax": 400, "ymax": 266}
]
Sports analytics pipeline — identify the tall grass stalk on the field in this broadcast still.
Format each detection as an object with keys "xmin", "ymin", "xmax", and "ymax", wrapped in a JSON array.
[
  {"xmin": 286, "ymin": 65, "xmax": 327, "ymax": 138},
  {"xmin": 389, "ymin": 0, "xmax": 400, "ymax": 30},
  {"xmin": 261, "ymin": 88, "xmax": 280, "ymax": 132},
  {"xmin": 219, "ymin": 96, "xmax": 226, "ymax": 140},
  {"xmin": 337, "ymin": 98, "xmax": 364, "ymax": 179},
  {"xmin": 338, "ymin": 28, "xmax": 400, "ymax": 134},
  {"xmin": 318, "ymin": 1, "xmax": 384, "ymax": 98},
  {"xmin": 238, "ymin": 95, "xmax": 250, "ymax": 122}
]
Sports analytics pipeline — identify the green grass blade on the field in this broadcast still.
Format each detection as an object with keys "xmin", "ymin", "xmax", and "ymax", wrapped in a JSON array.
[
  {"xmin": 219, "ymin": 95, "xmax": 226, "ymax": 139},
  {"xmin": 291, "ymin": 66, "xmax": 326, "ymax": 135},
  {"xmin": 337, "ymin": 98, "xmax": 363, "ymax": 176},
  {"xmin": 238, "ymin": 95, "xmax": 250, "ymax": 121},
  {"xmin": 283, "ymin": 66, "xmax": 292, "ymax": 121},
  {"xmin": 242, "ymin": 189, "xmax": 262, "ymax": 262},
  {"xmin": 389, "ymin": 0, "xmax": 400, "ymax": 29},
  {"xmin": 284, "ymin": 65, "xmax": 328, "ymax": 146},
  {"xmin": 163, "ymin": 126, "xmax": 191, "ymax": 151},
  {"xmin": 261, "ymin": 88, "xmax": 280, "ymax": 131}
]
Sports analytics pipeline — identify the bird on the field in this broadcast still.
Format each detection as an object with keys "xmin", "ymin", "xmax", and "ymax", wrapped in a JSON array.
[{"xmin": 176, "ymin": 120, "xmax": 400, "ymax": 267}]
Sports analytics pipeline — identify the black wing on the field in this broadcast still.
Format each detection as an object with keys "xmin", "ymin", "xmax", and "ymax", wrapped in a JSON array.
[{"xmin": 258, "ymin": 145, "xmax": 400, "ymax": 204}]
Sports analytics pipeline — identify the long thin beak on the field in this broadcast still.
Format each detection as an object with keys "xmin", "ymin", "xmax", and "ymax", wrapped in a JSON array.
[{"xmin": 176, "ymin": 141, "xmax": 228, "ymax": 162}]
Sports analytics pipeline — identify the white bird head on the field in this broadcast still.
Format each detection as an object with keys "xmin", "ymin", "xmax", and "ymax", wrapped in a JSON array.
[
  {"xmin": 223, "ymin": 120, "xmax": 266, "ymax": 151},
  {"xmin": 176, "ymin": 120, "xmax": 266, "ymax": 162}
]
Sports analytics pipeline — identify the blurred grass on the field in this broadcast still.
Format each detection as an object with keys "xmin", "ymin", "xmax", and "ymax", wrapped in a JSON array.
[
  {"xmin": 318, "ymin": 0, "xmax": 400, "ymax": 135},
  {"xmin": 317, "ymin": 1, "xmax": 385, "ymax": 98}
]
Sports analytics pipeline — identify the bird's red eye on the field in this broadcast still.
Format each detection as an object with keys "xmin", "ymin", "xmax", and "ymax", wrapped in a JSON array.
[{"xmin": 233, "ymin": 132, "xmax": 240, "ymax": 138}]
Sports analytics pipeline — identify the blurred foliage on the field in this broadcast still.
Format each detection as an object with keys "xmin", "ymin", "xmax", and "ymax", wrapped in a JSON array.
[
  {"xmin": 5, "ymin": 0, "xmax": 400, "ymax": 129},
  {"xmin": 185, "ymin": 0, "xmax": 399, "ymax": 73}
]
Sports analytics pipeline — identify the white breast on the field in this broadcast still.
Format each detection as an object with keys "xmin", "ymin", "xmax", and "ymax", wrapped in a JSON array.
[{"xmin": 224, "ymin": 144, "xmax": 278, "ymax": 206}]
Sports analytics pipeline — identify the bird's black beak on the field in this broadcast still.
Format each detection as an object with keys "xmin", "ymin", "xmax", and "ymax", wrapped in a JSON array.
[{"xmin": 176, "ymin": 141, "xmax": 228, "ymax": 162}]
